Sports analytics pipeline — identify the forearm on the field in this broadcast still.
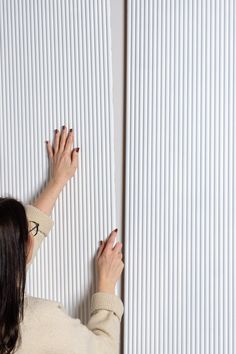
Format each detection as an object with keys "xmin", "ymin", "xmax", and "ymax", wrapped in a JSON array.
[{"xmin": 32, "ymin": 178, "xmax": 65, "ymax": 215}]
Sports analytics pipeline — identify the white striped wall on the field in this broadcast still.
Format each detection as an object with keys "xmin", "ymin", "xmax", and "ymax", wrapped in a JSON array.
[
  {"xmin": 0, "ymin": 0, "xmax": 116, "ymax": 323},
  {"xmin": 124, "ymin": 1, "xmax": 235, "ymax": 354}
]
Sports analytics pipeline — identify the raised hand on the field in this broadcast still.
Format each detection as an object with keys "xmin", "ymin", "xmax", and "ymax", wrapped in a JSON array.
[
  {"xmin": 46, "ymin": 125, "xmax": 80, "ymax": 187},
  {"xmin": 32, "ymin": 125, "xmax": 80, "ymax": 215}
]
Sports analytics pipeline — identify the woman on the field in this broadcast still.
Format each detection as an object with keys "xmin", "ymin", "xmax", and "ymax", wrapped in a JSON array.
[{"xmin": 0, "ymin": 126, "xmax": 124, "ymax": 354}]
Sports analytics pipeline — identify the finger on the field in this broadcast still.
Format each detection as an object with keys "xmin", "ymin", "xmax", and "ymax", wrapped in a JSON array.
[
  {"xmin": 45, "ymin": 141, "xmax": 53, "ymax": 160},
  {"xmin": 120, "ymin": 261, "xmax": 124, "ymax": 269},
  {"xmin": 64, "ymin": 129, "xmax": 74, "ymax": 153},
  {"xmin": 113, "ymin": 242, "xmax": 123, "ymax": 254},
  {"xmin": 53, "ymin": 129, "xmax": 60, "ymax": 154},
  {"xmin": 105, "ymin": 229, "xmax": 118, "ymax": 251},
  {"xmin": 96, "ymin": 241, "xmax": 105, "ymax": 258},
  {"xmin": 71, "ymin": 148, "xmax": 80, "ymax": 167},
  {"xmin": 59, "ymin": 125, "xmax": 68, "ymax": 152}
]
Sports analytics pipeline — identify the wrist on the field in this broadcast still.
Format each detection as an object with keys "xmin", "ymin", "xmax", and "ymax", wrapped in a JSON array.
[
  {"xmin": 97, "ymin": 283, "xmax": 115, "ymax": 295},
  {"xmin": 97, "ymin": 288, "xmax": 115, "ymax": 295},
  {"xmin": 33, "ymin": 178, "xmax": 65, "ymax": 215},
  {"xmin": 49, "ymin": 177, "xmax": 66, "ymax": 191}
]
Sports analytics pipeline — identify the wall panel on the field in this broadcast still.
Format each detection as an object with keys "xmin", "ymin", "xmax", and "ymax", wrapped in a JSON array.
[
  {"xmin": 0, "ymin": 0, "xmax": 116, "ymax": 323},
  {"xmin": 124, "ymin": 0, "xmax": 236, "ymax": 353}
]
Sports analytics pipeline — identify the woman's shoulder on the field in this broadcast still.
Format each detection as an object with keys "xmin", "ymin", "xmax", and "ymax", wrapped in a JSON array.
[
  {"xmin": 23, "ymin": 294, "xmax": 66, "ymax": 325},
  {"xmin": 24, "ymin": 294, "xmax": 62, "ymax": 309},
  {"xmin": 21, "ymin": 294, "xmax": 72, "ymax": 340},
  {"xmin": 18, "ymin": 295, "xmax": 72, "ymax": 353}
]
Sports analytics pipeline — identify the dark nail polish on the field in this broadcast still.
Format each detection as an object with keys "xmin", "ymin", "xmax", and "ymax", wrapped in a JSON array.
[
  {"xmin": 114, "ymin": 228, "xmax": 118, "ymax": 233},
  {"xmin": 69, "ymin": 128, "xmax": 73, "ymax": 132},
  {"xmin": 45, "ymin": 141, "xmax": 48, "ymax": 144},
  {"xmin": 76, "ymin": 147, "xmax": 80, "ymax": 152},
  {"xmin": 54, "ymin": 129, "xmax": 58, "ymax": 133},
  {"xmin": 62, "ymin": 125, "xmax": 66, "ymax": 130}
]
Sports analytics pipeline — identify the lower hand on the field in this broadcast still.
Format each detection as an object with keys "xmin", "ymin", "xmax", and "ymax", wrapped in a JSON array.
[{"xmin": 96, "ymin": 229, "xmax": 124, "ymax": 294}]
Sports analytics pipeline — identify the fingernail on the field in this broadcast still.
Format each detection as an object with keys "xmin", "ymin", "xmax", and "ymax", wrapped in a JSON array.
[
  {"xmin": 45, "ymin": 141, "xmax": 48, "ymax": 144},
  {"xmin": 62, "ymin": 125, "xmax": 66, "ymax": 130},
  {"xmin": 114, "ymin": 228, "xmax": 118, "ymax": 233},
  {"xmin": 76, "ymin": 147, "xmax": 80, "ymax": 152},
  {"xmin": 69, "ymin": 128, "xmax": 73, "ymax": 132},
  {"xmin": 55, "ymin": 129, "xmax": 58, "ymax": 133}
]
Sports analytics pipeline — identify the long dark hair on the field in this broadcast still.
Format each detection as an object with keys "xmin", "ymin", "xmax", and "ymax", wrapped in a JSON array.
[{"xmin": 0, "ymin": 198, "xmax": 29, "ymax": 353}]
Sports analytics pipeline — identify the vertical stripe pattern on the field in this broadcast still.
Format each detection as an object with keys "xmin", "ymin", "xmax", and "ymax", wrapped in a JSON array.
[
  {"xmin": 124, "ymin": 0, "xmax": 235, "ymax": 353},
  {"xmin": 0, "ymin": 0, "xmax": 116, "ymax": 323}
]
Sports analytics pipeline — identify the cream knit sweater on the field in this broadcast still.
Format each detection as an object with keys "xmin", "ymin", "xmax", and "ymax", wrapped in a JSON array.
[{"xmin": 15, "ymin": 205, "xmax": 124, "ymax": 354}]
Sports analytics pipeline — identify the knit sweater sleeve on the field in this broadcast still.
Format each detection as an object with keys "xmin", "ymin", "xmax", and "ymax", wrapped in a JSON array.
[
  {"xmin": 19, "ymin": 292, "xmax": 124, "ymax": 354},
  {"xmin": 57, "ymin": 292, "xmax": 123, "ymax": 354},
  {"xmin": 25, "ymin": 204, "xmax": 54, "ymax": 269}
]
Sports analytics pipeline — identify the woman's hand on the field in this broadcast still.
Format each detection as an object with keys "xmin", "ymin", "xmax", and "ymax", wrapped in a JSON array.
[
  {"xmin": 32, "ymin": 126, "xmax": 80, "ymax": 215},
  {"xmin": 46, "ymin": 125, "xmax": 80, "ymax": 187},
  {"xmin": 96, "ymin": 229, "xmax": 124, "ymax": 295}
]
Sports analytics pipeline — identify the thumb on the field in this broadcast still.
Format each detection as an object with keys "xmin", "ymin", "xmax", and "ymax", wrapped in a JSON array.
[
  {"xmin": 72, "ymin": 147, "xmax": 80, "ymax": 166},
  {"xmin": 96, "ymin": 241, "xmax": 105, "ymax": 259}
]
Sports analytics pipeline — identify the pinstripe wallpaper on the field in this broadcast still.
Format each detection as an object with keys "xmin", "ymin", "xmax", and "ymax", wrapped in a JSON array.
[
  {"xmin": 124, "ymin": 1, "xmax": 236, "ymax": 354},
  {"xmin": 0, "ymin": 0, "xmax": 116, "ymax": 323}
]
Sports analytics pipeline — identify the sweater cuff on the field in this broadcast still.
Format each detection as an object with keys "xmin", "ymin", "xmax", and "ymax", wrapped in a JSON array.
[
  {"xmin": 90, "ymin": 292, "xmax": 124, "ymax": 322},
  {"xmin": 25, "ymin": 204, "xmax": 54, "ymax": 236}
]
